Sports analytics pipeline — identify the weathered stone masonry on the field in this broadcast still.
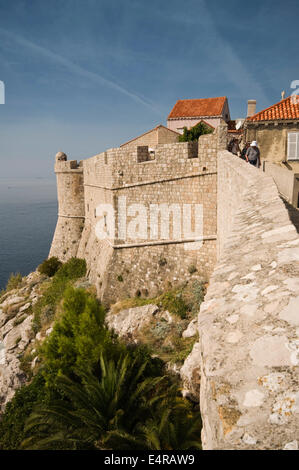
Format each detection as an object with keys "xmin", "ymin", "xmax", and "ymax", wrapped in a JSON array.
[
  {"xmin": 50, "ymin": 127, "xmax": 227, "ymax": 303},
  {"xmin": 49, "ymin": 127, "xmax": 299, "ymax": 449},
  {"xmin": 198, "ymin": 151, "xmax": 299, "ymax": 449},
  {"xmin": 49, "ymin": 154, "xmax": 85, "ymax": 262}
]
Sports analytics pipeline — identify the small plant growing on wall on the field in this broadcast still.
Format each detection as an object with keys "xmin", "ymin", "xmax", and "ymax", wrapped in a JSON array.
[
  {"xmin": 117, "ymin": 275, "xmax": 124, "ymax": 282},
  {"xmin": 158, "ymin": 257, "xmax": 167, "ymax": 267},
  {"xmin": 188, "ymin": 264, "xmax": 197, "ymax": 274}
]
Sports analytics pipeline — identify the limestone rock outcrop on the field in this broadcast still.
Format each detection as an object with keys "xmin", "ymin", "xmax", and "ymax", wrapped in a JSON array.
[
  {"xmin": 0, "ymin": 272, "xmax": 44, "ymax": 411},
  {"xmin": 106, "ymin": 304, "xmax": 159, "ymax": 340},
  {"xmin": 180, "ymin": 341, "xmax": 201, "ymax": 401}
]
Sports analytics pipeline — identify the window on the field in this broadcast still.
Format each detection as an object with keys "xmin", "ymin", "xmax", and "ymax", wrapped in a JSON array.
[{"xmin": 287, "ymin": 132, "xmax": 299, "ymax": 160}]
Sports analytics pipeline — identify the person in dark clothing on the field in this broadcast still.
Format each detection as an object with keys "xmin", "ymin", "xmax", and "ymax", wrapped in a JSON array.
[
  {"xmin": 241, "ymin": 142, "xmax": 250, "ymax": 161},
  {"xmin": 228, "ymin": 138, "xmax": 240, "ymax": 156},
  {"xmin": 245, "ymin": 141, "xmax": 261, "ymax": 168}
]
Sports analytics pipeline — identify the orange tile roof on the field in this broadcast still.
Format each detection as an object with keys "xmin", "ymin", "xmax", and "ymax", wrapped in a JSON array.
[
  {"xmin": 168, "ymin": 97, "xmax": 227, "ymax": 119},
  {"xmin": 248, "ymin": 95, "xmax": 299, "ymax": 122}
]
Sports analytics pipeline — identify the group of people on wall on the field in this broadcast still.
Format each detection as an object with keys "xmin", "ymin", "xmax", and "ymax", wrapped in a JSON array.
[{"xmin": 228, "ymin": 138, "xmax": 261, "ymax": 168}]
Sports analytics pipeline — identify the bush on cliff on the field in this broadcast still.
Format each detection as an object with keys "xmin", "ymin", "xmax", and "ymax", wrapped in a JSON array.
[
  {"xmin": 0, "ymin": 371, "xmax": 49, "ymax": 450},
  {"xmin": 32, "ymin": 257, "xmax": 87, "ymax": 333},
  {"xmin": 40, "ymin": 287, "xmax": 108, "ymax": 388},
  {"xmin": 38, "ymin": 257, "xmax": 62, "ymax": 277},
  {"xmin": 0, "ymin": 285, "xmax": 201, "ymax": 450},
  {"xmin": 5, "ymin": 272, "xmax": 23, "ymax": 292}
]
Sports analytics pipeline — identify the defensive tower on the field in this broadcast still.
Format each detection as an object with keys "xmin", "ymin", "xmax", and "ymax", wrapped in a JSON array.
[{"xmin": 49, "ymin": 152, "xmax": 85, "ymax": 261}]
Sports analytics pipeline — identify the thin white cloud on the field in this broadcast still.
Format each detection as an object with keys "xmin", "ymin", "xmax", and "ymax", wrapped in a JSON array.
[
  {"xmin": 128, "ymin": 0, "xmax": 269, "ymax": 105},
  {"xmin": 0, "ymin": 27, "xmax": 163, "ymax": 116}
]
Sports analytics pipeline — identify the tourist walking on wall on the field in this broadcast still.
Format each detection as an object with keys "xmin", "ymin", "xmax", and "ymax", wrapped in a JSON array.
[
  {"xmin": 241, "ymin": 142, "xmax": 250, "ymax": 161},
  {"xmin": 246, "ymin": 141, "xmax": 260, "ymax": 168},
  {"xmin": 228, "ymin": 138, "xmax": 240, "ymax": 156}
]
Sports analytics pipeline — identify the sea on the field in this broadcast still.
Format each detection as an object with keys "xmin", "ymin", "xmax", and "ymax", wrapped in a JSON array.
[{"xmin": 0, "ymin": 178, "xmax": 58, "ymax": 291}]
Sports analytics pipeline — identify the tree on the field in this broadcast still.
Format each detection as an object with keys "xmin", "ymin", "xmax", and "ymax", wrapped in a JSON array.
[
  {"xmin": 22, "ymin": 354, "xmax": 166, "ymax": 450},
  {"xmin": 179, "ymin": 121, "xmax": 213, "ymax": 142}
]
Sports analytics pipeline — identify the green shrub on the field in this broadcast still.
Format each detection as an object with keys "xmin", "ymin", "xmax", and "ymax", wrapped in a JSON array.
[
  {"xmin": 32, "ymin": 258, "xmax": 87, "ymax": 333},
  {"xmin": 38, "ymin": 257, "xmax": 62, "ymax": 277},
  {"xmin": 40, "ymin": 287, "xmax": 108, "ymax": 387},
  {"xmin": 183, "ymin": 280, "xmax": 206, "ymax": 315},
  {"xmin": 159, "ymin": 290, "xmax": 188, "ymax": 319},
  {"xmin": 56, "ymin": 257, "xmax": 86, "ymax": 281},
  {"xmin": 178, "ymin": 121, "xmax": 213, "ymax": 142},
  {"xmin": 6, "ymin": 273, "xmax": 23, "ymax": 291},
  {"xmin": 0, "ymin": 372, "xmax": 48, "ymax": 450}
]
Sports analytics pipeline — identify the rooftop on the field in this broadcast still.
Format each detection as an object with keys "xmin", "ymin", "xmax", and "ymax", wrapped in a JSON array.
[
  {"xmin": 248, "ymin": 95, "xmax": 299, "ymax": 122},
  {"xmin": 168, "ymin": 97, "xmax": 227, "ymax": 119}
]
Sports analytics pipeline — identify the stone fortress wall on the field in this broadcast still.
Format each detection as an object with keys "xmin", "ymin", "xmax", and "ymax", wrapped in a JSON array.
[
  {"xmin": 50, "ymin": 126, "xmax": 299, "ymax": 449},
  {"xmin": 50, "ymin": 126, "xmax": 227, "ymax": 304},
  {"xmin": 198, "ymin": 151, "xmax": 299, "ymax": 449}
]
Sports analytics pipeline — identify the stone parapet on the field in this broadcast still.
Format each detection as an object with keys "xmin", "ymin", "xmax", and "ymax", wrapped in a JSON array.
[{"xmin": 199, "ymin": 151, "xmax": 299, "ymax": 449}]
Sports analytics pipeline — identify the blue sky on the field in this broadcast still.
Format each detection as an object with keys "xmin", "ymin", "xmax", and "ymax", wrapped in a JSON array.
[{"xmin": 0, "ymin": 0, "xmax": 298, "ymax": 177}]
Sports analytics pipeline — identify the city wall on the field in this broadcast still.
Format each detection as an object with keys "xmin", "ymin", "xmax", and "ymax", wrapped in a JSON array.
[
  {"xmin": 49, "ymin": 130, "xmax": 299, "ymax": 449},
  {"xmin": 51, "ymin": 127, "xmax": 227, "ymax": 304},
  {"xmin": 198, "ymin": 151, "xmax": 299, "ymax": 449}
]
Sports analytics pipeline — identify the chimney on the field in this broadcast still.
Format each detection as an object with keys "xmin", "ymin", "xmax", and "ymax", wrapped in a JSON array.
[
  {"xmin": 281, "ymin": 90, "xmax": 285, "ymax": 100},
  {"xmin": 247, "ymin": 99, "xmax": 256, "ymax": 117}
]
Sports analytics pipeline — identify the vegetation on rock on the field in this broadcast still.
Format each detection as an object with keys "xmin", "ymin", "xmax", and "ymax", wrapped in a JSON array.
[
  {"xmin": 0, "ymin": 275, "xmax": 202, "ymax": 450},
  {"xmin": 38, "ymin": 257, "xmax": 62, "ymax": 277},
  {"xmin": 32, "ymin": 257, "xmax": 87, "ymax": 333},
  {"xmin": 0, "ymin": 273, "xmax": 23, "ymax": 298}
]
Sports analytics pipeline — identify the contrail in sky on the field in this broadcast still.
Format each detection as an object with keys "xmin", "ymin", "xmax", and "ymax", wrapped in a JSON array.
[{"xmin": 0, "ymin": 27, "xmax": 163, "ymax": 115}]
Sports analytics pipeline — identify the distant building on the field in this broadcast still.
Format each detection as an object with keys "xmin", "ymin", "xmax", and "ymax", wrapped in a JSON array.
[
  {"xmin": 120, "ymin": 124, "xmax": 180, "ymax": 148},
  {"xmin": 245, "ymin": 94, "xmax": 299, "ymax": 208},
  {"xmin": 167, "ymin": 97, "xmax": 231, "ymax": 134},
  {"xmin": 245, "ymin": 94, "xmax": 299, "ymax": 171}
]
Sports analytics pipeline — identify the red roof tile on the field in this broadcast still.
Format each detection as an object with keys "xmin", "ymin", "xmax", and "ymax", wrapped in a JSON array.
[
  {"xmin": 168, "ymin": 97, "xmax": 227, "ymax": 119},
  {"xmin": 248, "ymin": 95, "xmax": 299, "ymax": 122}
]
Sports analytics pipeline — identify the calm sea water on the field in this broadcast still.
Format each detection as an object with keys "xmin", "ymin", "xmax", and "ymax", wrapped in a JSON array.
[{"xmin": 0, "ymin": 178, "xmax": 58, "ymax": 290}]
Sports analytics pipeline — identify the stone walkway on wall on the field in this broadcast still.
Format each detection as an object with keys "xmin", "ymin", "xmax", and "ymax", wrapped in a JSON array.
[{"xmin": 198, "ymin": 152, "xmax": 299, "ymax": 450}]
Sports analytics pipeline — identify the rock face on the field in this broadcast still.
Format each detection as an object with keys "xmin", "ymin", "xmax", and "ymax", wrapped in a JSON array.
[
  {"xmin": 0, "ymin": 272, "xmax": 43, "ymax": 410},
  {"xmin": 180, "ymin": 342, "xmax": 201, "ymax": 401},
  {"xmin": 106, "ymin": 304, "xmax": 159, "ymax": 340},
  {"xmin": 107, "ymin": 303, "xmax": 200, "ymax": 401}
]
